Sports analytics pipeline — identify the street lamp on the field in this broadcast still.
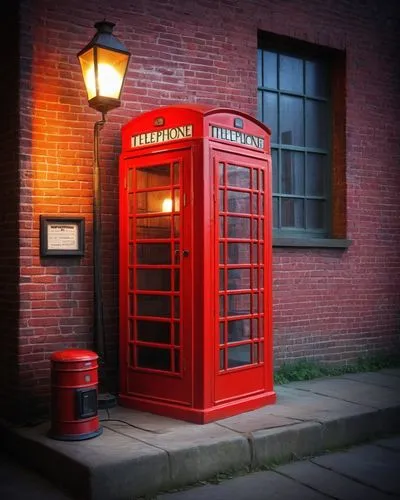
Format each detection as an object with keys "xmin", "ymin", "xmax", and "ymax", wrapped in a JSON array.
[{"xmin": 78, "ymin": 21, "xmax": 130, "ymax": 407}]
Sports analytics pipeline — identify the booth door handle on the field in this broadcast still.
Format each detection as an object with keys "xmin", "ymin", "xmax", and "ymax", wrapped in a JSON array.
[{"xmin": 174, "ymin": 249, "xmax": 189, "ymax": 257}]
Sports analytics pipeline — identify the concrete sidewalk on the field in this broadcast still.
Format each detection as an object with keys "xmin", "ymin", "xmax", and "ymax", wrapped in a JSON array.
[{"xmin": 1, "ymin": 368, "xmax": 400, "ymax": 500}]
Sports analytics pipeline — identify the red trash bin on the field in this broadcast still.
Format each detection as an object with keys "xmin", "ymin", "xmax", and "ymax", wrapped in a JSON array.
[{"xmin": 49, "ymin": 349, "xmax": 102, "ymax": 441}]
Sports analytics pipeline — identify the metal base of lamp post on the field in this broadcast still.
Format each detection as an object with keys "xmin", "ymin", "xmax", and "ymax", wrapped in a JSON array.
[{"xmin": 98, "ymin": 392, "xmax": 117, "ymax": 410}]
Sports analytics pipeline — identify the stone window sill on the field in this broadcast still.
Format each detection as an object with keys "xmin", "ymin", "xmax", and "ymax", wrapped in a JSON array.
[{"xmin": 273, "ymin": 237, "xmax": 352, "ymax": 249}]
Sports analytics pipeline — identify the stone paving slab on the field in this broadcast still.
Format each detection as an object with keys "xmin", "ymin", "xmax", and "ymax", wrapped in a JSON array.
[
  {"xmin": 217, "ymin": 411, "xmax": 302, "ymax": 433},
  {"xmin": 339, "ymin": 372, "xmax": 400, "ymax": 390},
  {"xmin": 380, "ymin": 368, "xmax": 400, "ymax": 378},
  {"xmin": 0, "ymin": 451, "xmax": 73, "ymax": 500},
  {"xmin": 278, "ymin": 459, "xmax": 393, "ymax": 500},
  {"xmin": 102, "ymin": 420, "xmax": 251, "ymax": 488},
  {"xmin": 375, "ymin": 435, "xmax": 400, "ymax": 451},
  {"xmin": 289, "ymin": 376, "xmax": 400, "ymax": 408},
  {"xmin": 162, "ymin": 468, "xmax": 329, "ymax": 500},
  {"xmin": 264, "ymin": 385, "xmax": 373, "ymax": 422},
  {"xmin": 312, "ymin": 443, "xmax": 400, "ymax": 496},
  {"xmin": 99, "ymin": 406, "xmax": 193, "ymax": 434}
]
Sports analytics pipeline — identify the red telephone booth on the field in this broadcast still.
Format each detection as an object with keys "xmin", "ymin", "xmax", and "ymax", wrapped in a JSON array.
[{"xmin": 119, "ymin": 105, "xmax": 276, "ymax": 423}]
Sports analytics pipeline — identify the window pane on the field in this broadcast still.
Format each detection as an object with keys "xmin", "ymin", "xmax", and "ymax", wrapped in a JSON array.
[
  {"xmin": 173, "ymin": 189, "xmax": 180, "ymax": 212},
  {"xmin": 227, "ymin": 165, "xmax": 251, "ymax": 188},
  {"xmin": 257, "ymin": 49, "xmax": 262, "ymax": 87},
  {"xmin": 257, "ymin": 90, "xmax": 262, "ymax": 122},
  {"xmin": 227, "ymin": 217, "xmax": 251, "ymax": 238},
  {"xmin": 137, "ymin": 320, "xmax": 170, "ymax": 344},
  {"xmin": 219, "ymin": 269, "xmax": 225, "ymax": 291},
  {"xmin": 252, "ymin": 243, "xmax": 258, "ymax": 264},
  {"xmin": 280, "ymin": 96, "xmax": 304, "ymax": 146},
  {"xmin": 227, "ymin": 268, "xmax": 251, "ymax": 290},
  {"xmin": 272, "ymin": 149, "xmax": 278, "ymax": 193},
  {"xmin": 219, "ymin": 216, "xmax": 225, "ymax": 237},
  {"xmin": 174, "ymin": 296, "xmax": 180, "ymax": 319},
  {"xmin": 227, "ymin": 243, "xmax": 251, "ymax": 264},
  {"xmin": 280, "ymin": 55, "xmax": 303, "ymax": 94},
  {"xmin": 174, "ymin": 269, "xmax": 180, "ymax": 291},
  {"xmin": 252, "ymin": 194, "xmax": 259, "ymax": 215},
  {"xmin": 219, "ymin": 163, "xmax": 225, "ymax": 185},
  {"xmin": 137, "ymin": 346, "xmax": 171, "ymax": 371},
  {"xmin": 137, "ymin": 243, "xmax": 171, "ymax": 264},
  {"xmin": 136, "ymin": 190, "xmax": 171, "ymax": 214},
  {"xmin": 137, "ymin": 269, "xmax": 171, "ymax": 291},
  {"xmin": 306, "ymin": 200, "xmax": 326, "ymax": 230},
  {"xmin": 252, "ymin": 268, "xmax": 258, "ymax": 289},
  {"xmin": 174, "ymin": 323, "xmax": 180, "ymax": 344},
  {"xmin": 173, "ymin": 162, "xmax": 179, "ymax": 184},
  {"xmin": 307, "ymin": 154, "xmax": 327, "ymax": 196},
  {"xmin": 219, "ymin": 295, "xmax": 225, "ymax": 316},
  {"xmin": 220, "ymin": 322, "xmax": 225, "ymax": 344},
  {"xmin": 252, "ymin": 169, "xmax": 259, "ymax": 190},
  {"xmin": 281, "ymin": 151, "xmax": 305, "ymax": 195},
  {"xmin": 219, "ymin": 242, "xmax": 225, "ymax": 264},
  {"xmin": 136, "ymin": 217, "xmax": 171, "ymax": 239},
  {"xmin": 129, "ymin": 269, "xmax": 134, "ymax": 289},
  {"xmin": 262, "ymin": 92, "xmax": 278, "ymax": 143},
  {"xmin": 173, "ymin": 215, "xmax": 180, "ymax": 237},
  {"xmin": 174, "ymin": 243, "xmax": 180, "ymax": 264},
  {"xmin": 136, "ymin": 165, "xmax": 170, "ymax": 189},
  {"xmin": 252, "ymin": 318, "xmax": 259, "ymax": 338},
  {"xmin": 306, "ymin": 100, "xmax": 329, "ymax": 149},
  {"xmin": 228, "ymin": 344, "xmax": 251, "ymax": 368},
  {"xmin": 227, "ymin": 191, "xmax": 251, "ymax": 214},
  {"xmin": 128, "ymin": 169, "xmax": 134, "ymax": 190},
  {"xmin": 137, "ymin": 295, "xmax": 171, "ymax": 317},
  {"xmin": 227, "ymin": 293, "xmax": 251, "ymax": 316},
  {"xmin": 281, "ymin": 198, "xmax": 304, "ymax": 228},
  {"xmin": 252, "ymin": 219, "xmax": 258, "ymax": 239},
  {"xmin": 263, "ymin": 51, "xmax": 277, "ymax": 89},
  {"xmin": 306, "ymin": 60, "xmax": 328, "ymax": 98},
  {"xmin": 129, "ymin": 193, "xmax": 134, "ymax": 213},
  {"xmin": 219, "ymin": 189, "xmax": 225, "ymax": 211},
  {"xmin": 273, "ymin": 197, "xmax": 279, "ymax": 228},
  {"xmin": 220, "ymin": 349, "xmax": 225, "ymax": 370},
  {"xmin": 227, "ymin": 319, "xmax": 251, "ymax": 342}
]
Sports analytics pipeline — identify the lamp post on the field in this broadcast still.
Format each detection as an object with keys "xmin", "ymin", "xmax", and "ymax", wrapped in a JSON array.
[{"xmin": 77, "ymin": 21, "xmax": 130, "ymax": 407}]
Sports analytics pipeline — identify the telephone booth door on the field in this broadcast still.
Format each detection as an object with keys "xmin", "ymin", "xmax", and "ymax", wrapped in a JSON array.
[
  {"xmin": 212, "ymin": 149, "xmax": 272, "ymax": 404},
  {"xmin": 120, "ymin": 148, "xmax": 193, "ymax": 406}
]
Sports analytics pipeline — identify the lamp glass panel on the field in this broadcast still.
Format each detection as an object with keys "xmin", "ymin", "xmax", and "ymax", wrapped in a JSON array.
[
  {"xmin": 79, "ymin": 48, "xmax": 96, "ymax": 99},
  {"xmin": 96, "ymin": 47, "xmax": 129, "ymax": 99}
]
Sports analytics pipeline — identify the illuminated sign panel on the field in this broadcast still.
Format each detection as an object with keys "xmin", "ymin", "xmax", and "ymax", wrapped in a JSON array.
[
  {"xmin": 210, "ymin": 125, "xmax": 264, "ymax": 149},
  {"xmin": 131, "ymin": 125, "xmax": 193, "ymax": 148}
]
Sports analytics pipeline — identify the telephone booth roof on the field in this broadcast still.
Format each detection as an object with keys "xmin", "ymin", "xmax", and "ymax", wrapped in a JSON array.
[{"xmin": 121, "ymin": 104, "xmax": 271, "ymax": 154}]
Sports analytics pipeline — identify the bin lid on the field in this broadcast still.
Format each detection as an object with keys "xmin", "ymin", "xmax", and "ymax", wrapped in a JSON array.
[{"xmin": 50, "ymin": 349, "xmax": 98, "ymax": 362}]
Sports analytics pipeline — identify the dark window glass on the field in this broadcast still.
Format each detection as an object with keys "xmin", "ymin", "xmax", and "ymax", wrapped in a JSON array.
[
  {"xmin": 228, "ymin": 344, "xmax": 251, "ymax": 368},
  {"xmin": 137, "ymin": 320, "xmax": 170, "ymax": 344},
  {"xmin": 137, "ymin": 346, "xmax": 171, "ymax": 371},
  {"xmin": 137, "ymin": 295, "xmax": 170, "ymax": 318},
  {"xmin": 137, "ymin": 243, "xmax": 171, "ymax": 264},
  {"xmin": 257, "ymin": 46, "xmax": 330, "ymax": 237}
]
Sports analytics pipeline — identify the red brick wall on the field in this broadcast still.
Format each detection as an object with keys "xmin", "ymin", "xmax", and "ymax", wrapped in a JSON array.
[{"xmin": 8, "ymin": 0, "xmax": 400, "ymax": 418}]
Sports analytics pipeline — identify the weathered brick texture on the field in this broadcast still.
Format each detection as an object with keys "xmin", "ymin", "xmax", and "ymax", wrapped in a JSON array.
[{"xmin": 2, "ymin": 0, "xmax": 399, "ymax": 419}]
